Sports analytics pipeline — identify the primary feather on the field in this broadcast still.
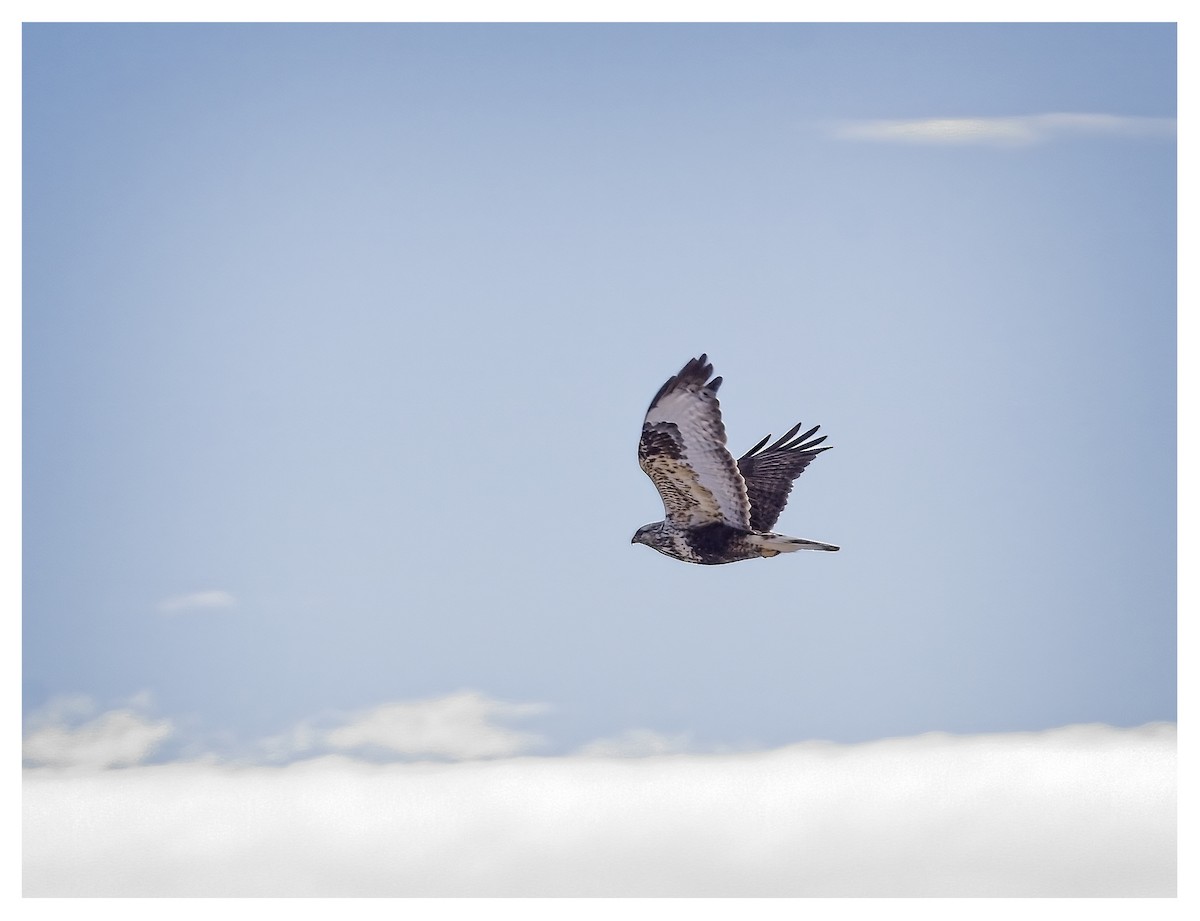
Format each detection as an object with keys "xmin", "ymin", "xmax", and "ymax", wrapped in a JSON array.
[{"xmin": 737, "ymin": 422, "xmax": 831, "ymax": 532}]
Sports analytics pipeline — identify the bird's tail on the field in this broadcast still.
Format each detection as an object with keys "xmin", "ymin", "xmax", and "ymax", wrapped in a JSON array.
[{"xmin": 751, "ymin": 532, "xmax": 840, "ymax": 557}]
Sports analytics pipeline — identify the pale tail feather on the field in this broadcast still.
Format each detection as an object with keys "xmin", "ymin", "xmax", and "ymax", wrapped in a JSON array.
[{"xmin": 750, "ymin": 533, "xmax": 840, "ymax": 557}]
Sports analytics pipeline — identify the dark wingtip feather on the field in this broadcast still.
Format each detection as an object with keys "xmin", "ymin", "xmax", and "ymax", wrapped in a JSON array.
[
  {"xmin": 743, "ymin": 423, "xmax": 832, "ymax": 459},
  {"xmin": 745, "ymin": 433, "xmax": 771, "ymax": 456},
  {"xmin": 789, "ymin": 424, "xmax": 822, "ymax": 446},
  {"xmin": 767, "ymin": 423, "xmax": 830, "ymax": 455},
  {"xmin": 648, "ymin": 354, "xmax": 720, "ymax": 410},
  {"xmin": 681, "ymin": 354, "xmax": 713, "ymax": 384},
  {"xmin": 775, "ymin": 422, "xmax": 804, "ymax": 444}
]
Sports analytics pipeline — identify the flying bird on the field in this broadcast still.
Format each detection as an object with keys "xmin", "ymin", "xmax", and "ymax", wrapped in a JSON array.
[{"xmin": 632, "ymin": 354, "xmax": 838, "ymax": 564}]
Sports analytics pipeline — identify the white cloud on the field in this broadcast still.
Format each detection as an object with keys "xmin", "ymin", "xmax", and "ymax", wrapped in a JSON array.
[
  {"xmin": 323, "ymin": 690, "xmax": 548, "ymax": 760},
  {"xmin": 157, "ymin": 589, "xmax": 237, "ymax": 614},
  {"xmin": 831, "ymin": 113, "xmax": 1176, "ymax": 146},
  {"xmin": 23, "ymin": 723, "xmax": 1175, "ymax": 896},
  {"xmin": 23, "ymin": 695, "xmax": 172, "ymax": 770}
]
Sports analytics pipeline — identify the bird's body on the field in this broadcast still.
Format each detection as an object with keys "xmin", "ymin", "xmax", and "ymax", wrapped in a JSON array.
[{"xmin": 632, "ymin": 354, "xmax": 838, "ymax": 565}]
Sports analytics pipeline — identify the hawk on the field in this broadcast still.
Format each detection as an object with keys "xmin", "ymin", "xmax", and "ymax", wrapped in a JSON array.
[{"xmin": 632, "ymin": 354, "xmax": 839, "ymax": 564}]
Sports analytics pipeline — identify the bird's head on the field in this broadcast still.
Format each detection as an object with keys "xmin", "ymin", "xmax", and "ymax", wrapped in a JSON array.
[{"xmin": 631, "ymin": 522, "xmax": 663, "ymax": 547}]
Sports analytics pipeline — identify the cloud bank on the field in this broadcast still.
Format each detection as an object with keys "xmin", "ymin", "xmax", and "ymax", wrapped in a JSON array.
[
  {"xmin": 24, "ymin": 722, "xmax": 1175, "ymax": 897},
  {"xmin": 831, "ymin": 113, "xmax": 1176, "ymax": 146}
]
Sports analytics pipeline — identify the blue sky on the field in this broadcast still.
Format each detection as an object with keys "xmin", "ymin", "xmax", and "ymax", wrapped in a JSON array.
[{"xmin": 23, "ymin": 22, "xmax": 1176, "ymax": 765}]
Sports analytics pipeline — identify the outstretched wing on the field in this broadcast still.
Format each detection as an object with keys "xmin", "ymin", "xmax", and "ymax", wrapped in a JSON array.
[
  {"xmin": 638, "ymin": 355, "xmax": 752, "ymax": 529},
  {"xmin": 736, "ymin": 422, "xmax": 831, "ymax": 531}
]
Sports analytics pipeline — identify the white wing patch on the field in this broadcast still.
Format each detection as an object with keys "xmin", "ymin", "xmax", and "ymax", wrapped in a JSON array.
[{"xmin": 640, "ymin": 371, "xmax": 752, "ymax": 530}]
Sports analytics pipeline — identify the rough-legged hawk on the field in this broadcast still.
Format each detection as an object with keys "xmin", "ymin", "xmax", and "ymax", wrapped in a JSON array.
[{"xmin": 632, "ymin": 354, "xmax": 838, "ymax": 565}]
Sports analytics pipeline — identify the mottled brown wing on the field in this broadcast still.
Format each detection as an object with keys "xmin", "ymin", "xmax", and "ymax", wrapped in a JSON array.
[
  {"xmin": 736, "ymin": 422, "xmax": 831, "ymax": 532},
  {"xmin": 638, "ymin": 355, "xmax": 753, "ymax": 529}
]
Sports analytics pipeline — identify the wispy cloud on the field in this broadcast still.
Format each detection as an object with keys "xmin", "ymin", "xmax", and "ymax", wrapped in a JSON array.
[
  {"xmin": 323, "ymin": 691, "xmax": 548, "ymax": 760},
  {"xmin": 23, "ymin": 694, "xmax": 172, "ymax": 770},
  {"xmin": 23, "ymin": 691, "xmax": 547, "ymax": 768},
  {"xmin": 23, "ymin": 723, "xmax": 1175, "ymax": 896},
  {"xmin": 156, "ymin": 590, "xmax": 237, "ymax": 614},
  {"xmin": 831, "ymin": 112, "xmax": 1176, "ymax": 147}
]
